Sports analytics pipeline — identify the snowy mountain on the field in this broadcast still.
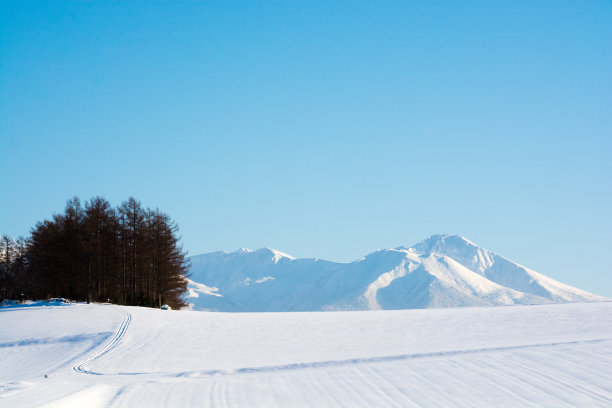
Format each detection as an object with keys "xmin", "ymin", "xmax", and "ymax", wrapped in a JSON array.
[{"xmin": 187, "ymin": 234, "xmax": 605, "ymax": 311}]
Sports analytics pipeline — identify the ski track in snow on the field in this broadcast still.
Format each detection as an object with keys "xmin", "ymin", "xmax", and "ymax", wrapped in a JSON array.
[
  {"xmin": 110, "ymin": 341, "xmax": 612, "ymax": 408},
  {"xmin": 72, "ymin": 307, "xmax": 132, "ymax": 375},
  {"xmin": 2, "ymin": 302, "xmax": 612, "ymax": 407},
  {"xmin": 85, "ymin": 337, "xmax": 612, "ymax": 379},
  {"xmin": 175, "ymin": 337, "xmax": 612, "ymax": 378}
]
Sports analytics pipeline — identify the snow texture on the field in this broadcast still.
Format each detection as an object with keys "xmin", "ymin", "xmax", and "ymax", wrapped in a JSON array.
[
  {"xmin": 1, "ymin": 301, "xmax": 612, "ymax": 407},
  {"xmin": 187, "ymin": 235, "xmax": 606, "ymax": 312}
]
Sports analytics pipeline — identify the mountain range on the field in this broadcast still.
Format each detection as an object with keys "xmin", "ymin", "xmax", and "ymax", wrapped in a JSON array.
[{"xmin": 187, "ymin": 234, "xmax": 605, "ymax": 311}]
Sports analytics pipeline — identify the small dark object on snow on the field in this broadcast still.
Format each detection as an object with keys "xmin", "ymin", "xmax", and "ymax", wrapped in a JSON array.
[{"xmin": 44, "ymin": 374, "xmax": 48, "ymax": 378}]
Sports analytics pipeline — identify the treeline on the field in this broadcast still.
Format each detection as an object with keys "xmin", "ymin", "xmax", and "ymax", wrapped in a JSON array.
[{"xmin": 1, "ymin": 197, "xmax": 189, "ymax": 309}]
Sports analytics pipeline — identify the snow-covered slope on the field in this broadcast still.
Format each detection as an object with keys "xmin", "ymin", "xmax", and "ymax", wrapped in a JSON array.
[
  {"xmin": 2, "ymin": 302, "xmax": 612, "ymax": 407},
  {"xmin": 188, "ymin": 235, "xmax": 605, "ymax": 311}
]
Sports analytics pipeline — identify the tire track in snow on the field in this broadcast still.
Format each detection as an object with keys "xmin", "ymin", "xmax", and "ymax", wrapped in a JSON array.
[{"xmin": 73, "ymin": 307, "xmax": 132, "ymax": 375}]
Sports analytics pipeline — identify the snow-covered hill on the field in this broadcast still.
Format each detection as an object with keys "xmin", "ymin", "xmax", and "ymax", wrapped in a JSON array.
[
  {"xmin": 2, "ymin": 302, "xmax": 612, "ymax": 407},
  {"xmin": 188, "ymin": 234, "xmax": 605, "ymax": 311}
]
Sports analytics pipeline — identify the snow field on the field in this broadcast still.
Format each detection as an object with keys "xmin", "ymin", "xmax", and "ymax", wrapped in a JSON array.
[{"xmin": 1, "ymin": 301, "xmax": 612, "ymax": 407}]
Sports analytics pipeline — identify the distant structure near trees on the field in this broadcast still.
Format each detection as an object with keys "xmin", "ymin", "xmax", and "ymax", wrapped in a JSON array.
[{"xmin": 1, "ymin": 196, "xmax": 190, "ymax": 309}]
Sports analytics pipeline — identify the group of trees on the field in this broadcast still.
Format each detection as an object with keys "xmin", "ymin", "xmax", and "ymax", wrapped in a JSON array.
[
  {"xmin": 1, "ymin": 197, "xmax": 189, "ymax": 309},
  {"xmin": 1, "ymin": 235, "xmax": 30, "ymax": 302}
]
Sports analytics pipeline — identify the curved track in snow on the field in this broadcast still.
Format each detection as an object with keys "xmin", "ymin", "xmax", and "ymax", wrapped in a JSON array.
[
  {"xmin": 3, "ymin": 302, "xmax": 612, "ymax": 407},
  {"xmin": 72, "ymin": 306, "xmax": 132, "ymax": 375}
]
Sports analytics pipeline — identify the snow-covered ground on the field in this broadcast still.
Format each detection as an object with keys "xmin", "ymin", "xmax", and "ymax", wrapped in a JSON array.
[{"xmin": 2, "ymin": 301, "xmax": 612, "ymax": 407}]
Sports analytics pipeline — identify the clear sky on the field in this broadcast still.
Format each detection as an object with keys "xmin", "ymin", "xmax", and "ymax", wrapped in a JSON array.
[{"xmin": 1, "ymin": 2, "xmax": 611, "ymax": 296}]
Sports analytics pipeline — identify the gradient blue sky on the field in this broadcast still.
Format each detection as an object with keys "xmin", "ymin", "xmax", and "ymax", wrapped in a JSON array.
[{"xmin": 1, "ymin": 2, "xmax": 611, "ymax": 296}]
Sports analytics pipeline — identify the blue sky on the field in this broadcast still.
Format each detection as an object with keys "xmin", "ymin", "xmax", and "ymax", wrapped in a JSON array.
[{"xmin": 1, "ymin": 1, "xmax": 611, "ymax": 296}]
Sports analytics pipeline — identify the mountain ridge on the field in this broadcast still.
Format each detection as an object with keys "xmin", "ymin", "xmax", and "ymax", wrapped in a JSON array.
[{"xmin": 187, "ymin": 234, "xmax": 606, "ymax": 311}]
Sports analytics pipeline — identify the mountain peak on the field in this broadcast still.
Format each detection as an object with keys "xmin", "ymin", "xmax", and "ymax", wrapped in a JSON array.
[
  {"xmin": 228, "ymin": 247, "xmax": 296, "ymax": 263},
  {"xmin": 410, "ymin": 234, "xmax": 476, "ymax": 254},
  {"xmin": 256, "ymin": 247, "xmax": 296, "ymax": 262}
]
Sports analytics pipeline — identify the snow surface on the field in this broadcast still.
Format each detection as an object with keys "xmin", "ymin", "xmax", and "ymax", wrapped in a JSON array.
[
  {"xmin": 1, "ymin": 301, "xmax": 612, "ymax": 407},
  {"xmin": 187, "ymin": 235, "xmax": 606, "ymax": 311},
  {"xmin": 187, "ymin": 279, "xmax": 222, "ymax": 298}
]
